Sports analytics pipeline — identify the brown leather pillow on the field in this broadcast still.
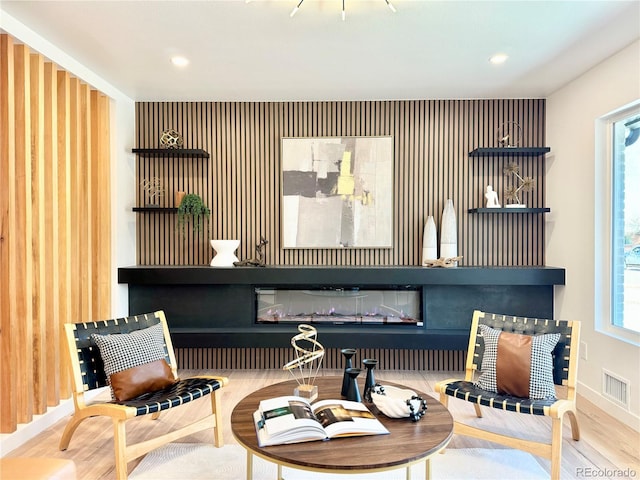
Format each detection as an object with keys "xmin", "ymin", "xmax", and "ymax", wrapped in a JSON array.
[
  {"xmin": 109, "ymin": 359, "xmax": 177, "ymax": 402},
  {"xmin": 475, "ymin": 324, "xmax": 560, "ymax": 400}
]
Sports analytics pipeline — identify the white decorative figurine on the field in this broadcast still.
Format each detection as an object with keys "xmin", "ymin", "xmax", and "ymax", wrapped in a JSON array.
[{"xmin": 485, "ymin": 185, "xmax": 501, "ymax": 208}]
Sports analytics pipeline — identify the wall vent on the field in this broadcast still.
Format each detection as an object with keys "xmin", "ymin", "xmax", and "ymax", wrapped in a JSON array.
[{"xmin": 602, "ymin": 369, "xmax": 629, "ymax": 409}]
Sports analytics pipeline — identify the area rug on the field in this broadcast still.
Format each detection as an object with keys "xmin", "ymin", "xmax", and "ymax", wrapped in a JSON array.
[{"xmin": 129, "ymin": 443, "xmax": 547, "ymax": 480}]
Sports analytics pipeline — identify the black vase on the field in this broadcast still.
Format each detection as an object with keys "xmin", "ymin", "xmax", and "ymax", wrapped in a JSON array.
[
  {"xmin": 345, "ymin": 368, "xmax": 362, "ymax": 402},
  {"xmin": 340, "ymin": 348, "xmax": 357, "ymax": 397},
  {"xmin": 362, "ymin": 358, "xmax": 378, "ymax": 402}
]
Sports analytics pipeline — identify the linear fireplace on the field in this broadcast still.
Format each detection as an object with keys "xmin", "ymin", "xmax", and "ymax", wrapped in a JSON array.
[{"xmin": 256, "ymin": 287, "xmax": 422, "ymax": 326}]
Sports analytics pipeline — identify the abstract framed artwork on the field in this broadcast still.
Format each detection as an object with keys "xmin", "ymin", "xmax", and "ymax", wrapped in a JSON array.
[{"xmin": 281, "ymin": 136, "xmax": 394, "ymax": 248}]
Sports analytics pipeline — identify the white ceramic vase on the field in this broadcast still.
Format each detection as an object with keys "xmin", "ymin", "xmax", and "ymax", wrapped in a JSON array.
[
  {"xmin": 440, "ymin": 199, "xmax": 458, "ymax": 265},
  {"xmin": 422, "ymin": 216, "xmax": 437, "ymax": 265},
  {"xmin": 210, "ymin": 239, "xmax": 240, "ymax": 267}
]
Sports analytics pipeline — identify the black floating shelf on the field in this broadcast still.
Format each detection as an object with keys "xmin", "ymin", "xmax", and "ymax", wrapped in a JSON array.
[
  {"xmin": 132, "ymin": 207, "xmax": 178, "ymax": 212},
  {"xmin": 469, "ymin": 207, "xmax": 551, "ymax": 214},
  {"xmin": 132, "ymin": 148, "xmax": 210, "ymax": 158},
  {"xmin": 469, "ymin": 147, "xmax": 550, "ymax": 157}
]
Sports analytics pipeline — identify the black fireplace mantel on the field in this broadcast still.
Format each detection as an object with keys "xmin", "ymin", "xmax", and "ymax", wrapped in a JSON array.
[
  {"xmin": 118, "ymin": 265, "xmax": 565, "ymax": 350},
  {"xmin": 118, "ymin": 265, "xmax": 564, "ymax": 286}
]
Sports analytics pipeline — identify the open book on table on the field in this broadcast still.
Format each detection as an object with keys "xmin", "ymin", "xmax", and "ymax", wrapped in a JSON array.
[{"xmin": 253, "ymin": 395, "xmax": 390, "ymax": 447}]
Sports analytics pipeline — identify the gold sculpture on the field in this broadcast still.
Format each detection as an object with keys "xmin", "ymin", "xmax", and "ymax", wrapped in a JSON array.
[
  {"xmin": 282, "ymin": 324, "xmax": 325, "ymax": 401},
  {"xmin": 504, "ymin": 163, "xmax": 535, "ymax": 207},
  {"xmin": 140, "ymin": 177, "xmax": 165, "ymax": 206}
]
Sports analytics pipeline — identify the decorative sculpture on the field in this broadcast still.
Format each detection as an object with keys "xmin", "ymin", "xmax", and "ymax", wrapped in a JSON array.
[
  {"xmin": 423, "ymin": 256, "xmax": 463, "ymax": 268},
  {"xmin": 140, "ymin": 177, "xmax": 164, "ymax": 206},
  {"xmin": 496, "ymin": 121, "xmax": 522, "ymax": 148},
  {"xmin": 504, "ymin": 163, "xmax": 535, "ymax": 207},
  {"xmin": 160, "ymin": 128, "xmax": 184, "ymax": 149},
  {"xmin": 485, "ymin": 185, "xmax": 501, "ymax": 208},
  {"xmin": 234, "ymin": 236, "xmax": 268, "ymax": 267},
  {"xmin": 282, "ymin": 324, "xmax": 325, "ymax": 401}
]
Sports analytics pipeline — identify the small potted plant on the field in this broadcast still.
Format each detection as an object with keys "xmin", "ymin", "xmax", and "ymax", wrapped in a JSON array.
[{"xmin": 176, "ymin": 193, "xmax": 210, "ymax": 235}]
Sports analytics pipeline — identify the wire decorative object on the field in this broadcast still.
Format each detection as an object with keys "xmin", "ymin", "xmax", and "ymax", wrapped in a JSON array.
[
  {"xmin": 282, "ymin": 324, "xmax": 325, "ymax": 401},
  {"xmin": 140, "ymin": 177, "xmax": 165, "ymax": 206},
  {"xmin": 503, "ymin": 163, "xmax": 536, "ymax": 207},
  {"xmin": 496, "ymin": 121, "xmax": 522, "ymax": 148}
]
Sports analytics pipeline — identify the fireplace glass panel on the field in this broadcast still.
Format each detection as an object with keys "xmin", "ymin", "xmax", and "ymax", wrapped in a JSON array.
[{"xmin": 256, "ymin": 288, "xmax": 421, "ymax": 326}]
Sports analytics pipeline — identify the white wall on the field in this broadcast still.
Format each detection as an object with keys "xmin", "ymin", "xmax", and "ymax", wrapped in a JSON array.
[
  {"xmin": 546, "ymin": 39, "xmax": 640, "ymax": 430},
  {"xmin": 0, "ymin": 10, "xmax": 136, "ymax": 318}
]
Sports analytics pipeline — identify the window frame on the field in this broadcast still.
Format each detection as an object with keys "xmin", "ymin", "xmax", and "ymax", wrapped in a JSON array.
[{"xmin": 595, "ymin": 101, "xmax": 640, "ymax": 346}]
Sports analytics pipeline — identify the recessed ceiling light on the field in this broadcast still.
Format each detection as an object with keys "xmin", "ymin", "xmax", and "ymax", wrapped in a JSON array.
[
  {"xmin": 171, "ymin": 56, "xmax": 189, "ymax": 68},
  {"xmin": 489, "ymin": 53, "xmax": 509, "ymax": 65}
]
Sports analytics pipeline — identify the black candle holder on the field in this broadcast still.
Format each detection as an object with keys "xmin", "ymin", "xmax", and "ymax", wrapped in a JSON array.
[
  {"xmin": 362, "ymin": 358, "xmax": 378, "ymax": 402},
  {"xmin": 345, "ymin": 367, "xmax": 362, "ymax": 402},
  {"xmin": 340, "ymin": 348, "xmax": 357, "ymax": 397}
]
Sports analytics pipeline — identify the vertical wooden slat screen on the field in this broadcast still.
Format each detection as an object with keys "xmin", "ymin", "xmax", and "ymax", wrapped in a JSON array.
[
  {"xmin": 14, "ymin": 43, "xmax": 34, "ymax": 424},
  {"xmin": 135, "ymin": 100, "xmax": 546, "ymax": 266},
  {"xmin": 0, "ymin": 33, "xmax": 18, "ymax": 433},
  {"xmin": 0, "ymin": 33, "xmax": 111, "ymax": 434},
  {"xmin": 175, "ymin": 348, "xmax": 465, "ymax": 372}
]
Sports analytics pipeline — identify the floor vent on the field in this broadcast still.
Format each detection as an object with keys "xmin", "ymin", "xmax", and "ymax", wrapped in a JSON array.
[{"xmin": 602, "ymin": 369, "xmax": 629, "ymax": 409}]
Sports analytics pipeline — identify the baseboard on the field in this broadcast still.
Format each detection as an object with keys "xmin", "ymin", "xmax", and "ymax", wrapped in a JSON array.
[
  {"xmin": 0, "ymin": 388, "xmax": 107, "ymax": 456},
  {"xmin": 578, "ymin": 381, "xmax": 640, "ymax": 432}
]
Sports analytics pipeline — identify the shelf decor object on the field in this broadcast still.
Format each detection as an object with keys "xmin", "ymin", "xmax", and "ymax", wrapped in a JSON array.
[
  {"xmin": 160, "ymin": 128, "xmax": 184, "ymax": 149},
  {"xmin": 503, "ymin": 163, "xmax": 535, "ymax": 208},
  {"xmin": 485, "ymin": 185, "xmax": 501, "ymax": 208},
  {"xmin": 176, "ymin": 193, "xmax": 210, "ymax": 235},
  {"xmin": 440, "ymin": 199, "xmax": 458, "ymax": 266},
  {"xmin": 496, "ymin": 121, "xmax": 522, "ymax": 147},
  {"xmin": 140, "ymin": 177, "xmax": 164, "ymax": 207},
  {"xmin": 282, "ymin": 324, "xmax": 325, "ymax": 402},
  {"xmin": 421, "ymin": 216, "xmax": 437, "ymax": 266},
  {"xmin": 210, "ymin": 240, "xmax": 240, "ymax": 267}
]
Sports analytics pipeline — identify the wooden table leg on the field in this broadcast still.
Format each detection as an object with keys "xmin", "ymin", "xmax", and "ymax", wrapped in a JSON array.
[
  {"xmin": 425, "ymin": 458, "xmax": 432, "ymax": 480},
  {"xmin": 277, "ymin": 463, "xmax": 283, "ymax": 480},
  {"xmin": 406, "ymin": 464, "xmax": 411, "ymax": 480}
]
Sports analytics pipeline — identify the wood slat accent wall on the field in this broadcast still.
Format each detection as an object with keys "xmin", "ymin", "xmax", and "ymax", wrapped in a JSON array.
[
  {"xmin": 0, "ymin": 34, "xmax": 112, "ymax": 434},
  {"xmin": 135, "ymin": 100, "xmax": 546, "ymax": 266},
  {"xmin": 175, "ymin": 347, "xmax": 465, "ymax": 372}
]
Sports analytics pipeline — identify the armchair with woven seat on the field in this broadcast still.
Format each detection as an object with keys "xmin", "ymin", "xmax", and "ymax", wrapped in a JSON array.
[
  {"xmin": 435, "ymin": 310, "xmax": 580, "ymax": 480},
  {"xmin": 60, "ymin": 310, "xmax": 228, "ymax": 480}
]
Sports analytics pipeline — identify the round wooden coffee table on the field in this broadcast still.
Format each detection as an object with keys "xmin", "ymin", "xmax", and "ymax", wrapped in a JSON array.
[{"xmin": 231, "ymin": 377, "xmax": 453, "ymax": 479}]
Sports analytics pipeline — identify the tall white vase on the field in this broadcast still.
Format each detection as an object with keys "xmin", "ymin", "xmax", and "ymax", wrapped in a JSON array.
[
  {"xmin": 422, "ymin": 216, "xmax": 437, "ymax": 265},
  {"xmin": 440, "ymin": 199, "xmax": 458, "ymax": 265},
  {"xmin": 210, "ymin": 239, "xmax": 240, "ymax": 267}
]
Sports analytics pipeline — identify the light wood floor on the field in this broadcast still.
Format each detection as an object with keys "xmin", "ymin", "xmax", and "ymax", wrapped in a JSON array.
[{"xmin": 5, "ymin": 369, "xmax": 639, "ymax": 479}]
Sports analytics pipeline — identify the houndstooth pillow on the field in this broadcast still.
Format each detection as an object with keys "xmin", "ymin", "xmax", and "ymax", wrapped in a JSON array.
[
  {"xmin": 91, "ymin": 323, "xmax": 175, "ymax": 400},
  {"xmin": 474, "ymin": 324, "xmax": 560, "ymax": 400}
]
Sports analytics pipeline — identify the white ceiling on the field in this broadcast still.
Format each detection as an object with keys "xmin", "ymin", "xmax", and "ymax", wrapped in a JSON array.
[{"xmin": 2, "ymin": 0, "xmax": 639, "ymax": 101}]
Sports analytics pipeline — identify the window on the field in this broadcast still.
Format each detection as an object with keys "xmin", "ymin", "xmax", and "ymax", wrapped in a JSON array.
[
  {"xmin": 613, "ymin": 110, "xmax": 640, "ymax": 335},
  {"xmin": 600, "ymin": 103, "xmax": 640, "ymax": 343}
]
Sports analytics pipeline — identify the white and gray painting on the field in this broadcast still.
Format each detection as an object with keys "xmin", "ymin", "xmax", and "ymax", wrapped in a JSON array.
[{"xmin": 282, "ymin": 136, "xmax": 393, "ymax": 248}]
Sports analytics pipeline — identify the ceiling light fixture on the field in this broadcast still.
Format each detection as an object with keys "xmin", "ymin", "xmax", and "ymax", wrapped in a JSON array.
[
  {"xmin": 171, "ymin": 56, "xmax": 190, "ymax": 68},
  {"xmin": 489, "ymin": 53, "xmax": 509, "ymax": 65},
  {"xmin": 290, "ymin": 0, "xmax": 396, "ymax": 19}
]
